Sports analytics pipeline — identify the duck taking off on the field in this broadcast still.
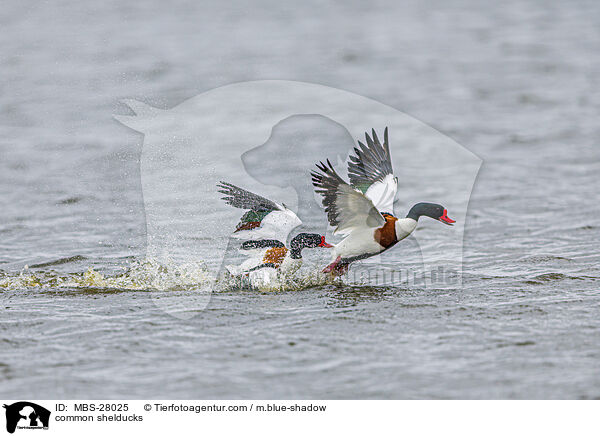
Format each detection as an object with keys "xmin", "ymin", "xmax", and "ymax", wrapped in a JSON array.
[
  {"xmin": 217, "ymin": 182, "xmax": 331, "ymax": 280},
  {"xmin": 311, "ymin": 128, "xmax": 455, "ymax": 275}
]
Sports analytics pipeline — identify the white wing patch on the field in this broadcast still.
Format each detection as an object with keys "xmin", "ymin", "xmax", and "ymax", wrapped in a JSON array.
[
  {"xmin": 364, "ymin": 174, "xmax": 398, "ymax": 214},
  {"xmin": 231, "ymin": 208, "xmax": 302, "ymax": 243}
]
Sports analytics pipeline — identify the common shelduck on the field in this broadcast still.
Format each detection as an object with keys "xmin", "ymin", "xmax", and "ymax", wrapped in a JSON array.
[
  {"xmin": 311, "ymin": 128, "xmax": 455, "ymax": 275},
  {"xmin": 217, "ymin": 181, "xmax": 332, "ymax": 281}
]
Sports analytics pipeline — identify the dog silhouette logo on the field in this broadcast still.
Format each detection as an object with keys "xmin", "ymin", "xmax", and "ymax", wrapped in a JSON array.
[{"xmin": 3, "ymin": 402, "xmax": 50, "ymax": 434}]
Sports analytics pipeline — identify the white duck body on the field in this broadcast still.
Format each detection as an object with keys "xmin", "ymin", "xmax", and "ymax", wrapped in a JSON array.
[
  {"xmin": 231, "ymin": 252, "xmax": 302, "ymax": 290},
  {"xmin": 225, "ymin": 247, "xmax": 270, "ymax": 276},
  {"xmin": 331, "ymin": 217, "xmax": 417, "ymax": 262},
  {"xmin": 225, "ymin": 247, "xmax": 302, "ymax": 277},
  {"xmin": 245, "ymin": 259, "xmax": 306, "ymax": 289},
  {"xmin": 331, "ymin": 227, "xmax": 383, "ymax": 261}
]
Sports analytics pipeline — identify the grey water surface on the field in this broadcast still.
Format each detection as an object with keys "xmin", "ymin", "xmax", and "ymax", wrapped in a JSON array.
[{"xmin": 1, "ymin": 0, "xmax": 599, "ymax": 399}]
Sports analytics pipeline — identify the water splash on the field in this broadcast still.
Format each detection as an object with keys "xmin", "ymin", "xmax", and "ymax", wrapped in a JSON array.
[
  {"xmin": 0, "ymin": 258, "xmax": 212, "ymax": 292},
  {"xmin": 220, "ymin": 266, "xmax": 339, "ymax": 292},
  {"xmin": 0, "ymin": 258, "xmax": 340, "ymax": 293}
]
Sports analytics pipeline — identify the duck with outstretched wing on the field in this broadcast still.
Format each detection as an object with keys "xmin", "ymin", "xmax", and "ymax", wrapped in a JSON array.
[
  {"xmin": 217, "ymin": 182, "xmax": 331, "ymax": 281},
  {"xmin": 311, "ymin": 128, "xmax": 455, "ymax": 275}
]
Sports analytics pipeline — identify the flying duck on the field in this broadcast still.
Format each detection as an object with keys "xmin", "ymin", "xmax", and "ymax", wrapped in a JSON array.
[
  {"xmin": 217, "ymin": 181, "xmax": 332, "ymax": 279},
  {"xmin": 311, "ymin": 128, "xmax": 455, "ymax": 275}
]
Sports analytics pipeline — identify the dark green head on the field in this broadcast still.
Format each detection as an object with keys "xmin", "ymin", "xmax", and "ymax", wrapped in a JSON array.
[
  {"xmin": 289, "ymin": 233, "xmax": 332, "ymax": 259},
  {"xmin": 406, "ymin": 203, "xmax": 455, "ymax": 225}
]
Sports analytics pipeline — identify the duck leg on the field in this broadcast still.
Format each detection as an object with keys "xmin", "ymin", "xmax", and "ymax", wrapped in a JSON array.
[{"xmin": 322, "ymin": 256, "xmax": 342, "ymax": 273}]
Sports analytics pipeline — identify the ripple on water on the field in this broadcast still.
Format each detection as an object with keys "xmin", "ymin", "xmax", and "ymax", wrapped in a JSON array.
[
  {"xmin": 519, "ymin": 255, "xmax": 573, "ymax": 263},
  {"xmin": 523, "ymin": 272, "xmax": 598, "ymax": 286}
]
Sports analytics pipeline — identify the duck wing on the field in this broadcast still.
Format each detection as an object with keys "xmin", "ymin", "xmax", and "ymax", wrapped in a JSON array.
[
  {"xmin": 217, "ymin": 181, "xmax": 302, "ymax": 243},
  {"xmin": 218, "ymin": 181, "xmax": 280, "ymax": 212},
  {"xmin": 347, "ymin": 127, "xmax": 398, "ymax": 214},
  {"xmin": 311, "ymin": 159, "xmax": 385, "ymax": 236}
]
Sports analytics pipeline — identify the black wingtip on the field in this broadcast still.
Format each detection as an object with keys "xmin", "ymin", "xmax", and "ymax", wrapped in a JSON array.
[
  {"xmin": 365, "ymin": 131, "xmax": 374, "ymax": 148},
  {"xmin": 371, "ymin": 128, "xmax": 380, "ymax": 146},
  {"xmin": 217, "ymin": 181, "xmax": 234, "ymax": 195}
]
